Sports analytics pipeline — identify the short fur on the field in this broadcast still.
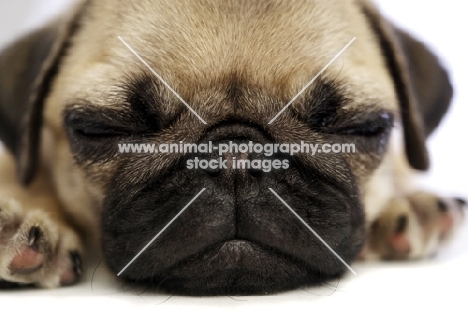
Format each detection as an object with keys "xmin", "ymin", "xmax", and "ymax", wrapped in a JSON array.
[{"xmin": 0, "ymin": 0, "xmax": 464, "ymax": 295}]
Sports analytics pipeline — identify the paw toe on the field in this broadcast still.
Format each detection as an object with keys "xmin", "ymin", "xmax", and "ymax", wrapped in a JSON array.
[{"xmin": 59, "ymin": 251, "xmax": 83, "ymax": 285}]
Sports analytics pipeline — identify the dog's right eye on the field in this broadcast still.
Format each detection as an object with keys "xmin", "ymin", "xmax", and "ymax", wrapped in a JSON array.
[
  {"xmin": 64, "ymin": 111, "xmax": 131, "ymax": 140},
  {"xmin": 72, "ymin": 126, "xmax": 129, "ymax": 139}
]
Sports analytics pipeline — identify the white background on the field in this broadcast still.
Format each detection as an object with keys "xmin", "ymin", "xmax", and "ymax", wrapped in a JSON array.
[{"xmin": 0, "ymin": 1, "xmax": 467, "ymax": 310}]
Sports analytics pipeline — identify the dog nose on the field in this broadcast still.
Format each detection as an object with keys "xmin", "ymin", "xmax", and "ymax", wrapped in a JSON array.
[
  {"xmin": 192, "ymin": 138, "xmax": 265, "ymax": 179},
  {"xmin": 191, "ymin": 123, "xmax": 275, "ymax": 180}
]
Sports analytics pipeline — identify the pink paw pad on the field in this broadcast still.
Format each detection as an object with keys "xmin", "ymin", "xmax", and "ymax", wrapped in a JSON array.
[
  {"xmin": 10, "ymin": 247, "xmax": 44, "ymax": 273},
  {"xmin": 9, "ymin": 226, "xmax": 44, "ymax": 274},
  {"xmin": 388, "ymin": 215, "xmax": 410, "ymax": 254}
]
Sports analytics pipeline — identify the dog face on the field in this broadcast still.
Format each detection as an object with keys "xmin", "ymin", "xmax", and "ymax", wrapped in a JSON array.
[{"xmin": 0, "ymin": 0, "xmax": 451, "ymax": 295}]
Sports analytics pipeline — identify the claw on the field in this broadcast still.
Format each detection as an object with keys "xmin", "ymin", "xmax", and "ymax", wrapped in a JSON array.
[
  {"xmin": 28, "ymin": 226, "xmax": 42, "ymax": 250},
  {"xmin": 394, "ymin": 215, "xmax": 408, "ymax": 234},
  {"xmin": 70, "ymin": 251, "xmax": 83, "ymax": 277}
]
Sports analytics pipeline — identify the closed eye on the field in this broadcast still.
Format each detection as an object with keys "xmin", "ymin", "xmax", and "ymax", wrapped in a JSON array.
[
  {"xmin": 309, "ymin": 111, "xmax": 394, "ymax": 137},
  {"xmin": 73, "ymin": 126, "xmax": 130, "ymax": 139},
  {"xmin": 64, "ymin": 109, "xmax": 137, "ymax": 140},
  {"xmin": 333, "ymin": 112, "xmax": 394, "ymax": 136}
]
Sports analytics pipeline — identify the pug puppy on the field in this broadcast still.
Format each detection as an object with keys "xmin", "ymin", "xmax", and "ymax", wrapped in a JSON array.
[{"xmin": 0, "ymin": 0, "xmax": 465, "ymax": 295}]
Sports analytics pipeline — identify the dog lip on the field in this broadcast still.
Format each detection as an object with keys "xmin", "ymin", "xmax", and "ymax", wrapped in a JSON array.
[
  {"xmin": 155, "ymin": 237, "xmax": 322, "ymax": 295},
  {"xmin": 220, "ymin": 239, "xmax": 256, "ymax": 252},
  {"xmin": 173, "ymin": 238, "xmax": 311, "ymax": 270},
  {"xmin": 216, "ymin": 239, "xmax": 256, "ymax": 264}
]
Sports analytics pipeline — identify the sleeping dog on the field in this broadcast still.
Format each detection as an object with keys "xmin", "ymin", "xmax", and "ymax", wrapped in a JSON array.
[{"xmin": 0, "ymin": 0, "xmax": 465, "ymax": 295}]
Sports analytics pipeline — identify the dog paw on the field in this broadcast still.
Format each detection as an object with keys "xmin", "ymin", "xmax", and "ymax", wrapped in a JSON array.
[
  {"xmin": 0, "ymin": 198, "xmax": 84, "ymax": 287},
  {"xmin": 363, "ymin": 192, "xmax": 466, "ymax": 260}
]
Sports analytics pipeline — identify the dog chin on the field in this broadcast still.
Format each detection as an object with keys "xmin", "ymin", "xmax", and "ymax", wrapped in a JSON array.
[{"xmin": 132, "ymin": 239, "xmax": 340, "ymax": 296}]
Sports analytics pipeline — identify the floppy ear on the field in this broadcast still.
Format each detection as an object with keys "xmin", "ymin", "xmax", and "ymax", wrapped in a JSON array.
[
  {"xmin": 0, "ymin": 5, "xmax": 85, "ymax": 185},
  {"xmin": 360, "ymin": 2, "xmax": 453, "ymax": 171}
]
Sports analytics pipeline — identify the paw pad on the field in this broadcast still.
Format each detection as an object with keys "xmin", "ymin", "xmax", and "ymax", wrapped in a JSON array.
[{"xmin": 9, "ymin": 247, "xmax": 44, "ymax": 274}]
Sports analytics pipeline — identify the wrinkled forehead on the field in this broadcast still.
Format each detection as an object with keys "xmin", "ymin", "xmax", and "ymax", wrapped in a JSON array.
[{"xmin": 53, "ymin": 0, "xmax": 395, "ymax": 109}]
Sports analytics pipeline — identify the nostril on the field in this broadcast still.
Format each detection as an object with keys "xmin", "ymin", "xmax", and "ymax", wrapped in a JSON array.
[
  {"xmin": 204, "ymin": 167, "xmax": 222, "ymax": 177},
  {"xmin": 248, "ymin": 168, "xmax": 262, "ymax": 178}
]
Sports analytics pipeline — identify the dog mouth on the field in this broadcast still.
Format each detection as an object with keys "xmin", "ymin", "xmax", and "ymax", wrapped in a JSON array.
[
  {"xmin": 102, "ymin": 182, "xmax": 363, "ymax": 295},
  {"xmin": 137, "ymin": 239, "xmax": 328, "ymax": 295}
]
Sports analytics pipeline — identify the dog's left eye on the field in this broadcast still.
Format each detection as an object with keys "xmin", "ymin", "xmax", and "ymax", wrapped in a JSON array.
[
  {"xmin": 334, "ymin": 112, "xmax": 394, "ymax": 137},
  {"xmin": 311, "ymin": 112, "xmax": 394, "ymax": 137}
]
